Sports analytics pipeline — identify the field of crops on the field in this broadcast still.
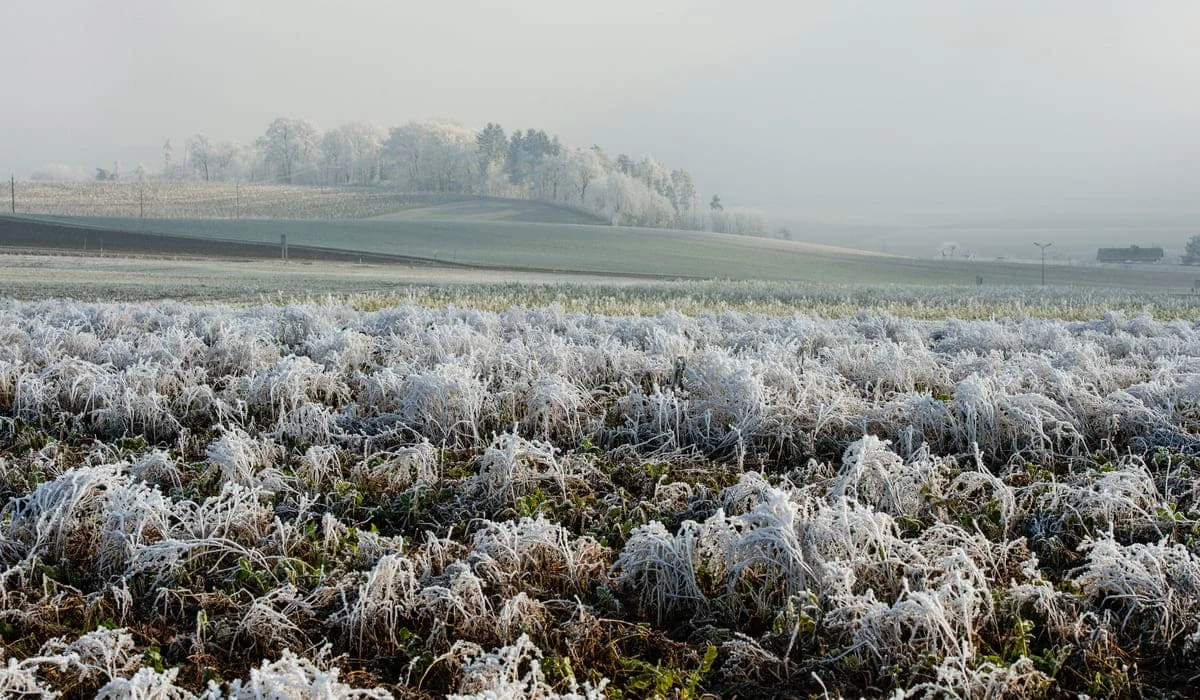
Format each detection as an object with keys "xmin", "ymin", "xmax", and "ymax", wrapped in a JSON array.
[
  {"xmin": 25, "ymin": 214, "xmax": 923, "ymax": 284},
  {"xmin": 10, "ymin": 181, "xmax": 1200, "ymax": 291},
  {"xmin": 1, "ymin": 244, "xmax": 1198, "ymax": 324},
  {"xmin": 11, "ymin": 182, "xmax": 610, "ymax": 226},
  {"xmin": 0, "ymin": 295, "xmax": 1196, "ymax": 697},
  {"xmin": 14, "ymin": 210, "xmax": 1200, "ymax": 292},
  {"xmin": 11, "ymin": 182, "xmax": 468, "ymax": 221}
]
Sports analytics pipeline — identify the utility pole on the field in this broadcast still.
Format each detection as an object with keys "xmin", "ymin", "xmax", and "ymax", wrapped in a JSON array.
[
  {"xmin": 10, "ymin": 174, "xmax": 14, "ymax": 214},
  {"xmin": 235, "ymin": 180, "xmax": 240, "ymax": 219},
  {"xmin": 1033, "ymin": 241, "xmax": 1052, "ymax": 285},
  {"xmin": 136, "ymin": 165, "xmax": 146, "ymax": 225},
  {"xmin": 281, "ymin": 233, "xmax": 288, "ymax": 262}
]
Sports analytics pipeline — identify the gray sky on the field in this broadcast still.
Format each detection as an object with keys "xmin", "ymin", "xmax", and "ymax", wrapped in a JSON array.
[{"xmin": 3, "ymin": 0, "xmax": 1199, "ymax": 221}]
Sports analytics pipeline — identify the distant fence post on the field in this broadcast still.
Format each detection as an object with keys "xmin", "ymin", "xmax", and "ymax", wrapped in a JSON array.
[
  {"xmin": 281, "ymin": 234, "xmax": 288, "ymax": 262},
  {"xmin": 9, "ymin": 174, "xmax": 14, "ymax": 214}
]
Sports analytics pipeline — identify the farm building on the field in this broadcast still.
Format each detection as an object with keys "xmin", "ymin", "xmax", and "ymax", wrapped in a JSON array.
[{"xmin": 1096, "ymin": 245, "xmax": 1164, "ymax": 263}]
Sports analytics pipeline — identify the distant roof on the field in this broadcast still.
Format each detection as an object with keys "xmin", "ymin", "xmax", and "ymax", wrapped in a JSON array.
[{"xmin": 1097, "ymin": 246, "xmax": 1164, "ymax": 262}]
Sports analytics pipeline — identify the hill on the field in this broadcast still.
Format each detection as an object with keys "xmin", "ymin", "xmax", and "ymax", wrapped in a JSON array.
[
  {"xmin": 9, "ymin": 181, "xmax": 604, "ymax": 224},
  {"xmin": 5, "ymin": 213, "xmax": 1198, "ymax": 289},
  {"xmin": 369, "ymin": 198, "xmax": 608, "ymax": 225},
  {"xmin": 4, "ymin": 214, "xmax": 927, "ymax": 283}
]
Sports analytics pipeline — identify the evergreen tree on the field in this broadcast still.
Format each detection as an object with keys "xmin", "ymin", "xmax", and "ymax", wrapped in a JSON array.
[{"xmin": 476, "ymin": 123, "xmax": 508, "ymax": 176}]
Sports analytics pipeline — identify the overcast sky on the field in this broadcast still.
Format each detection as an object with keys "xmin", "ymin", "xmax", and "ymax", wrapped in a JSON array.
[{"xmin": 3, "ymin": 1, "xmax": 1198, "ymax": 221}]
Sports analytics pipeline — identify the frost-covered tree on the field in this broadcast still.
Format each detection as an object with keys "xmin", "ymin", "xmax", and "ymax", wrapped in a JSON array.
[
  {"xmin": 383, "ymin": 120, "xmax": 478, "ymax": 192},
  {"xmin": 332, "ymin": 121, "xmax": 386, "ymax": 184},
  {"xmin": 320, "ymin": 124, "xmax": 385, "ymax": 185},
  {"xmin": 320, "ymin": 129, "xmax": 350, "ymax": 184},
  {"xmin": 187, "ymin": 134, "xmax": 214, "ymax": 181},
  {"xmin": 711, "ymin": 206, "xmax": 767, "ymax": 235},
  {"xmin": 530, "ymin": 150, "xmax": 570, "ymax": 201},
  {"xmin": 140, "ymin": 114, "xmax": 769, "ymax": 233},
  {"xmin": 567, "ymin": 147, "xmax": 604, "ymax": 203},
  {"xmin": 669, "ymin": 168, "xmax": 696, "ymax": 219},
  {"xmin": 476, "ymin": 123, "xmax": 508, "ymax": 179},
  {"xmin": 600, "ymin": 171, "xmax": 676, "ymax": 227},
  {"xmin": 506, "ymin": 129, "xmax": 560, "ymax": 186},
  {"xmin": 258, "ymin": 117, "xmax": 323, "ymax": 184},
  {"xmin": 188, "ymin": 136, "xmax": 247, "ymax": 182},
  {"xmin": 632, "ymin": 155, "xmax": 671, "ymax": 197},
  {"xmin": 1182, "ymin": 234, "xmax": 1200, "ymax": 265}
]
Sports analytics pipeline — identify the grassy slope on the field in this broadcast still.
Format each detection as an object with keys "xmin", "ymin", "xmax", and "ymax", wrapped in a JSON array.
[
  {"xmin": 368, "ymin": 197, "xmax": 608, "ymax": 225},
  {"xmin": 36, "ymin": 215, "xmax": 941, "ymax": 283},
  {"xmin": 14, "ymin": 181, "xmax": 605, "ymax": 224},
  {"xmin": 19, "ymin": 181, "xmax": 1199, "ymax": 270},
  {"xmin": 19, "ymin": 213, "xmax": 1200, "ymax": 288}
]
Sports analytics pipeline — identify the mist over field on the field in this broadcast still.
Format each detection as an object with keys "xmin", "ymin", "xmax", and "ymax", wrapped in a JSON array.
[
  {"xmin": 4, "ymin": 0, "xmax": 1200, "ymax": 255},
  {"xmin": 4, "ymin": 4, "xmax": 1200, "ymax": 698}
]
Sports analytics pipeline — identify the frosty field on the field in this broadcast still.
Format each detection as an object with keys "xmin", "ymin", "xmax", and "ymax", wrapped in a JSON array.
[
  {"xmin": 10, "ymin": 211, "xmax": 1200, "ymax": 293},
  {"xmin": 21, "ymin": 213, "xmax": 919, "ymax": 284},
  {"xmin": 10, "ymin": 182, "xmax": 506, "ymax": 222},
  {"xmin": 11, "ymin": 182, "xmax": 611, "ymax": 226},
  {"xmin": 1, "ymin": 250, "xmax": 1198, "ymax": 321},
  {"xmin": 0, "ymin": 293, "xmax": 1196, "ymax": 697}
]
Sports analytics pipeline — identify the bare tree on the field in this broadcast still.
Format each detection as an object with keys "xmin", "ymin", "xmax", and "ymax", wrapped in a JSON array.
[
  {"xmin": 259, "ymin": 117, "xmax": 322, "ymax": 184},
  {"xmin": 187, "ymin": 134, "xmax": 214, "ymax": 181}
]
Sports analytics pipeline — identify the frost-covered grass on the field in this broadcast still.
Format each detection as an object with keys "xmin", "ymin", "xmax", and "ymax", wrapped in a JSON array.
[
  {"xmin": 2, "ymin": 249, "xmax": 1196, "ymax": 322},
  {"xmin": 0, "ymin": 297, "xmax": 1196, "ymax": 697},
  {"xmin": 343, "ymin": 279, "xmax": 1200, "ymax": 320}
]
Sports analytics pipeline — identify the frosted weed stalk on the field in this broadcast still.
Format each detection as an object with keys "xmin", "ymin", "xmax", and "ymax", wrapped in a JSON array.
[{"xmin": 0, "ymin": 297, "xmax": 1195, "ymax": 697}]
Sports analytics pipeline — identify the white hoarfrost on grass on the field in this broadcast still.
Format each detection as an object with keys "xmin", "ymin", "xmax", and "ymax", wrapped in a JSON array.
[{"xmin": 0, "ymin": 297, "xmax": 1194, "ymax": 697}]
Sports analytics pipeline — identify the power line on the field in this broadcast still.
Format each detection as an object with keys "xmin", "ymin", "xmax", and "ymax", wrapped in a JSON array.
[{"xmin": 1033, "ymin": 241, "xmax": 1052, "ymax": 285}]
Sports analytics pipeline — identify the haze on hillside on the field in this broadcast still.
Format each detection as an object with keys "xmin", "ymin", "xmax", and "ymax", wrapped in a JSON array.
[{"xmin": 3, "ymin": 1, "xmax": 1199, "ymax": 251}]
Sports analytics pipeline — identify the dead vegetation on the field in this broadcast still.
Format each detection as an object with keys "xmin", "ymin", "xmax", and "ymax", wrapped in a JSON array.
[{"xmin": 0, "ymin": 298, "xmax": 1196, "ymax": 697}]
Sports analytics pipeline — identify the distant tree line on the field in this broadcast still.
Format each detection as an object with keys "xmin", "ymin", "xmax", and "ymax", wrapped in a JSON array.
[{"xmin": 154, "ymin": 117, "xmax": 765, "ymax": 234}]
